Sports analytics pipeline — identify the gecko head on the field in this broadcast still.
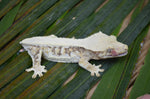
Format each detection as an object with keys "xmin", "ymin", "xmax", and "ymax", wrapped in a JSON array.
[{"xmin": 98, "ymin": 35, "xmax": 128, "ymax": 58}]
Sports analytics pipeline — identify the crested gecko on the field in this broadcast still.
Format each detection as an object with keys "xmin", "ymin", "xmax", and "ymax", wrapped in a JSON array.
[{"xmin": 20, "ymin": 31, "xmax": 128, "ymax": 78}]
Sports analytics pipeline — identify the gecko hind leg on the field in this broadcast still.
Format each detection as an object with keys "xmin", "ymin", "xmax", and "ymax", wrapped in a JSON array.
[
  {"xmin": 26, "ymin": 46, "xmax": 47, "ymax": 78},
  {"xmin": 79, "ymin": 58, "xmax": 104, "ymax": 77}
]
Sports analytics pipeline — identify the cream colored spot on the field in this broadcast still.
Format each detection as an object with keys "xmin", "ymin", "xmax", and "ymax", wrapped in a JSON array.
[
  {"xmin": 55, "ymin": 48, "xmax": 59, "ymax": 53},
  {"xmin": 30, "ymin": 47, "xmax": 38, "ymax": 55},
  {"xmin": 72, "ymin": 17, "xmax": 76, "ymax": 20},
  {"xmin": 44, "ymin": 47, "xmax": 51, "ymax": 54},
  {"xmin": 61, "ymin": 47, "xmax": 66, "ymax": 55},
  {"xmin": 55, "ymin": 47, "xmax": 61, "ymax": 55},
  {"xmin": 69, "ymin": 47, "xmax": 73, "ymax": 52}
]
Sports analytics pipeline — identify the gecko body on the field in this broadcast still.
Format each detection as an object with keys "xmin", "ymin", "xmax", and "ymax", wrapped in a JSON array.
[{"xmin": 20, "ymin": 31, "xmax": 128, "ymax": 78}]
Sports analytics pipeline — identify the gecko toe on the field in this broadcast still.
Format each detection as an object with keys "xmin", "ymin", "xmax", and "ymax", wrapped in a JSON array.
[
  {"xmin": 32, "ymin": 73, "xmax": 37, "ymax": 78},
  {"xmin": 99, "ymin": 69, "xmax": 104, "ymax": 72},
  {"xmin": 98, "ymin": 65, "xmax": 102, "ymax": 67},
  {"xmin": 43, "ymin": 69, "xmax": 47, "ymax": 73},
  {"xmin": 91, "ymin": 72, "xmax": 95, "ymax": 76},
  {"xmin": 96, "ymin": 73, "xmax": 100, "ymax": 77},
  {"xmin": 39, "ymin": 73, "xmax": 43, "ymax": 77},
  {"xmin": 26, "ymin": 68, "xmax": 34, "ymax": 72}
]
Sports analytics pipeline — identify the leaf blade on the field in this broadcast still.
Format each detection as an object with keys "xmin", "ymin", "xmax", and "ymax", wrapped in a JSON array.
[
  {"xmin": 0, "ymin": 2, "xmax": 22, "ymax": 36},
  {"xmin": 129, "ymin": 48, "xmax": 150, "ymax": 99}
]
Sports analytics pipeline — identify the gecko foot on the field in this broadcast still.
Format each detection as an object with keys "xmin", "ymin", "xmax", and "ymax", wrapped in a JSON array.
[
  {"xmin": 26, "ymin": 65, "xmax": 47, "ymax": 78},
  {"xmin": 90, "ymin": 64, "xmax": 104, "ymax": 77}
]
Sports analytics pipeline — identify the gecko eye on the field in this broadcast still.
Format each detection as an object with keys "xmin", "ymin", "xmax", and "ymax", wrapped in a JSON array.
[{"xmin": 107, "ymin": 49, "xmax": 112, "ymax": 53}]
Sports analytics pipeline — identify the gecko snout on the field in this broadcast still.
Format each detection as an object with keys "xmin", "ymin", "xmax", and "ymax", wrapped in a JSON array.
[
  {"xmin": 108, "ymin": 44, "xmax": 128, "ymax": 57},
  {"xmin": 116, "ymin": 44, "xmax": 128, "ymax": 57}
]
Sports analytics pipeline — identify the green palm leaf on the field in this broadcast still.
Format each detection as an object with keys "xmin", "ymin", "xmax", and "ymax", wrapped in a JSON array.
[
  {"xmin": 129, "ymin": 48, "xmax": 150, "ymax": 99},
  {"xmin": 0, "ymin": 1, "xmax": 22, "ymax": 35},
  {"xmin": 0, "ymin": 0, "xmax": 150, "ymax": 98}
]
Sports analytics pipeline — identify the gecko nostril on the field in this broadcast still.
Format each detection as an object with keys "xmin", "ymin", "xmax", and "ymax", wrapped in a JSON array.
[{"xmin": 124, "ymin": 45, "xmax": 128, "ymax": 50}]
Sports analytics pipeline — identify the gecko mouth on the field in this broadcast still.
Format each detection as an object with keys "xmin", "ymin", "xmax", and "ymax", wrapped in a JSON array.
[
  {"xmin": 102, "ymin": 49, "xmax": 128, "ymax": 58},
  {"xmin": 105, "ymin": 51, "xmax": 128, "ymax": 58},
  {"xmin": 118, "ymin": 52, "xmax": 128, "ymax": 57}
]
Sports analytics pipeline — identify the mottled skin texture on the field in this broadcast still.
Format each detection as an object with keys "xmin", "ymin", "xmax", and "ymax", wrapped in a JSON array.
[{"xmin": 20, "ymin": 32, "xmax": 128, "ymax": 78}]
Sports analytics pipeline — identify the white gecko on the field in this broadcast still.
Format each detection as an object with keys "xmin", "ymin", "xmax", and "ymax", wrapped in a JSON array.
[{"xmin": 20, "ymin": 31, "xmax": 128, "ymax": 78}]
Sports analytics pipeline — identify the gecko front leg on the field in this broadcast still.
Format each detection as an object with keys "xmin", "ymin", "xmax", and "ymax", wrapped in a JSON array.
[
  {"xmin": 79, "ymin": 58, "xmax": 104, "ymax": 77},
  {"xmin": 26, "ymin": 46, "xmax": 47, "ymax": 78}
]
